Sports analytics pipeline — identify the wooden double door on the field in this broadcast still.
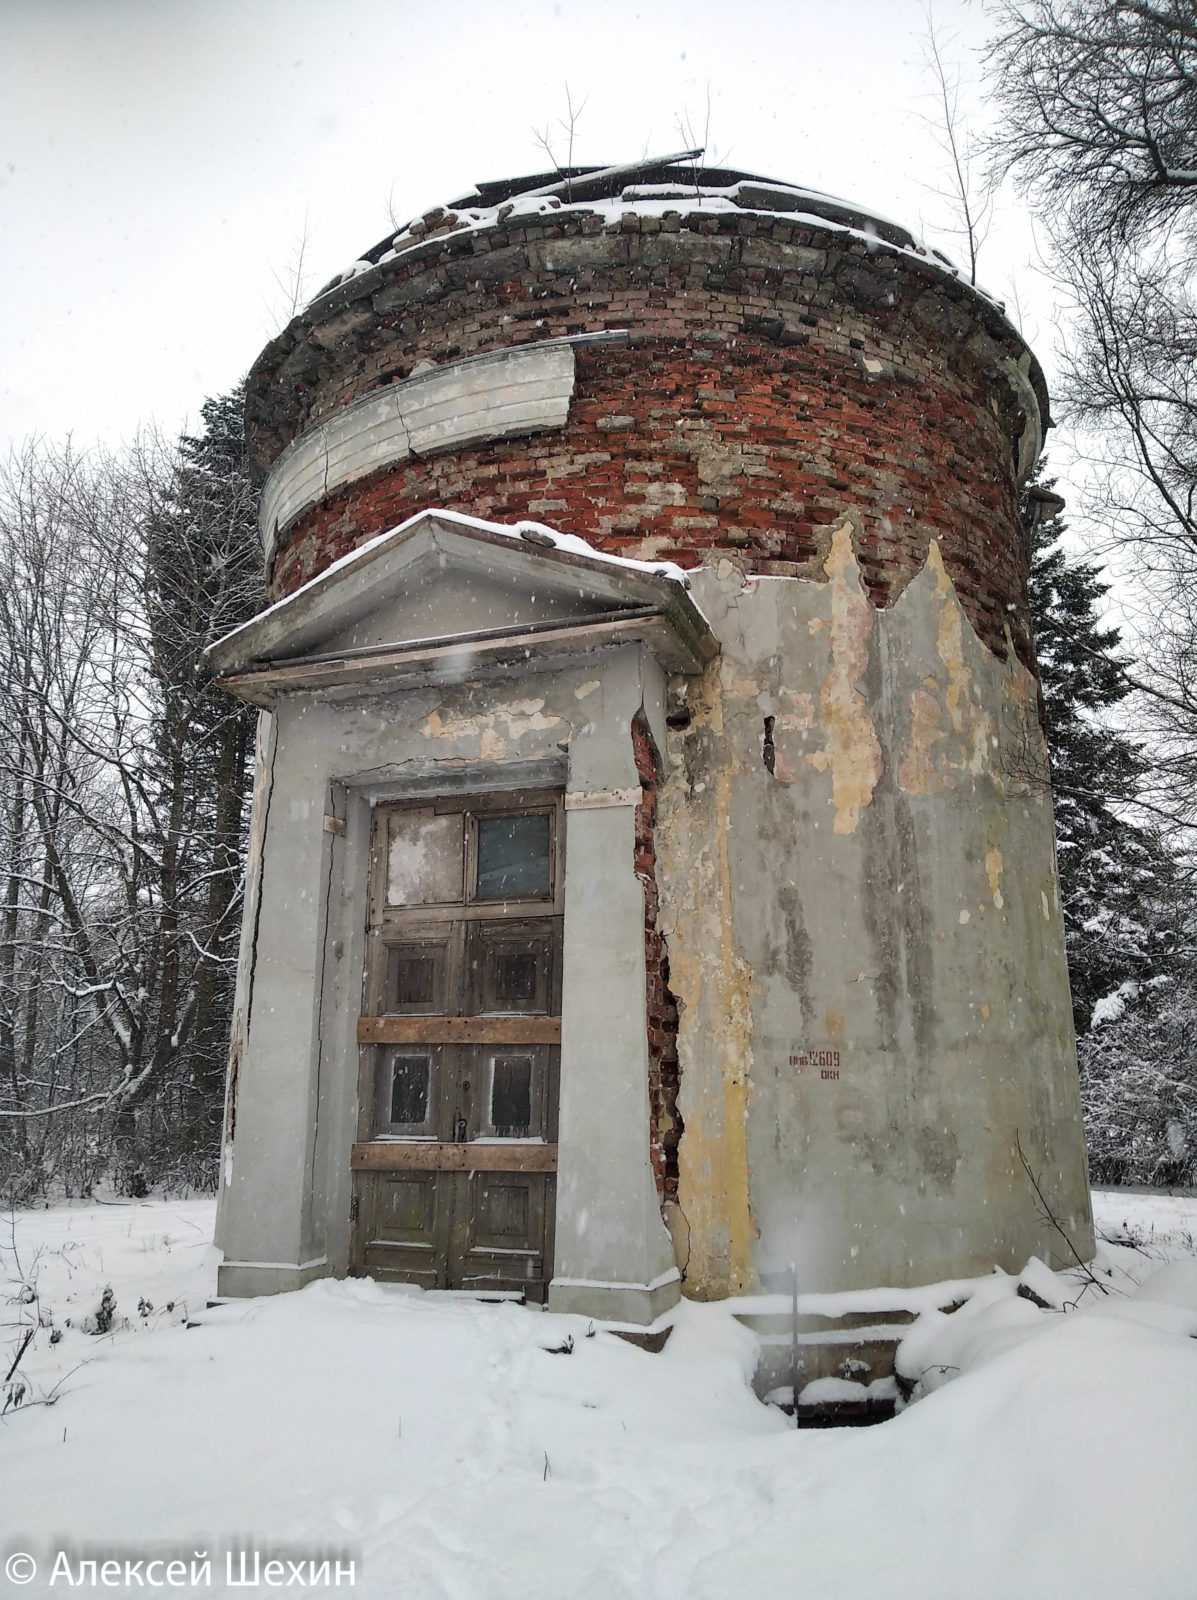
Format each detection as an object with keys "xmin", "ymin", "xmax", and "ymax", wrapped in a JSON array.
[{"xmin": 350, "ymin": 792, "xmax": 563, "ymax": 1299}]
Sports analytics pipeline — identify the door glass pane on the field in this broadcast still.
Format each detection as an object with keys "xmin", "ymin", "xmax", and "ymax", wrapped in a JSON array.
[
  {"xmin": 386, "ymin": 812, "xmax": 462, "ymax": 906},
  {"xmin": 475, "ymin": 814, "xmax": 551, "ymax": 901},
  {"xmin": 389, "ymin": 1054, "xmax": 431, "ymax": 1125},
  {"xmin": 491, "ymin": 1054, "xmax": 533, "ymax": 1136}
]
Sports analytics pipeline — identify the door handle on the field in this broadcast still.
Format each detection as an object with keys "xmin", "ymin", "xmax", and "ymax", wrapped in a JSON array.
[{"xmin": 454, "ymin": 1114, "xmax": 468, "ymax": 1143}]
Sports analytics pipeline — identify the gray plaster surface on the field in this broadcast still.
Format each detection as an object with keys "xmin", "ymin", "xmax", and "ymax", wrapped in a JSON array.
[{"xmin": 656, "ymin": 529, "xmax": 1094, "ymax": 1299}]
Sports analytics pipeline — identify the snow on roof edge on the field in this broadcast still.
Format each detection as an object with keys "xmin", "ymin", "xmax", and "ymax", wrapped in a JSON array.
[
  {"xmin": 304, "ymin": 165, "xmax": 1013, "ymax": 325},
  {"xmin": 207, "ymin": 507, "xmax": 703, "ymax": 664}
]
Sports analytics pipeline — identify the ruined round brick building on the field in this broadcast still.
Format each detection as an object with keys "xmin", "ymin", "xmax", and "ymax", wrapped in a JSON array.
[{"xmin": 213, "ymin": 157, "xmax": 1093, "ymax": 1356}]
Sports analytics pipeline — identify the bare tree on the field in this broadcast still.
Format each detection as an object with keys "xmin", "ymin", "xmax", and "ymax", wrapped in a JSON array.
[
  {"xmin": 266, "ymin": 212, "xmax": 317, "ymax": 330},
  {"xmin": 0, "ymin": 393, "xmax": 262, "ymax": 1199},
  {"xmin": 985, "ymin": 1, "xmax": 1197, "ymax": 1182},
  {"xmin": 0, "ymin": 440, "xmax": 141, "ymax": 1192},
  {"xmin": 987, "ymin": 1, "xmax": 1197, "ymax": 250},
  {"xmin": 986, "ymin": 0, "xmax": 1197, "ymax": 836},
  {"xmin": 532, "ymin": 84, "xmax": 589, "ymax": 200},
  {"xmin": 675, "ymin": 84, "xmax": 735, "ymax": 192},
  {"xmin": 1050, "ymin": 228, "xmax": 1197, "ymax": 836},
  {"xmin": 918, "ymin": 5, "xmax": 994, "ymax": 283}
]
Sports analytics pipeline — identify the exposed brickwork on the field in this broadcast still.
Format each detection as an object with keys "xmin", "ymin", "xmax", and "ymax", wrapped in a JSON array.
[
  {"xmin": 250, "ymin": 212, "xmax": 1046, "ymax": 670},
  {"xmin": 633, "ymin": 714, "xmax": 681, "ymax": 1202}
]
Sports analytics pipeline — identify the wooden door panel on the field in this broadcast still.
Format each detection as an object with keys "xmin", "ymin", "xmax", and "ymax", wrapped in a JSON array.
[
  {"xmin": 467, "ymin": 919, "xmax": 560, "ymax": 1016},
  {"xmin": 382, "ymin": 934, "xmax": 454, "ymax": 1015},
  {"xmin": 470, "ymin": 1171, "xmax": 542, "ymax": 1250},
  {"xmin": 357, "ymin": 1171, "xmax": 447, "ymax": 1287},
  {"xmin": 457, "ymin": 1171, "xmax": 554, "ymax": 1300},
  {"xmin": 469, "ymin": 1045, "xmax": 554, "ymax": 1142},
  {"xmin": 353, "ymin": 794, "xmax": 563, "ymax": 1297}
]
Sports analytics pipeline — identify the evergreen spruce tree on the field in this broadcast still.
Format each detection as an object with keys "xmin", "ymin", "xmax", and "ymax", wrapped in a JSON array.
[
  {"xmin": 119, "ymin": 384, "xmax": 263, "ymax": 1186},
  {"xmin": 1024, "ymin": 465, "xmax": 1157, "ymax": 1031},
  {"xmin": 1024, "ymin": 462, "xmax": 1194, "ymax": 1183}
]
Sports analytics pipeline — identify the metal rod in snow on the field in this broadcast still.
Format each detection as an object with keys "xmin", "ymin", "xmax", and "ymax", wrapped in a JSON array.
[{"xmin": 791, "ymin": 1261, "xmax": 800, "ymax": 1428}]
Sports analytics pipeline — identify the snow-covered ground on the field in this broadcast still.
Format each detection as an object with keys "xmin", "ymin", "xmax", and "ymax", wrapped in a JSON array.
[{"xmin": 3, "ymin": 1191, "xmax": 1195, "ymax": 1598}]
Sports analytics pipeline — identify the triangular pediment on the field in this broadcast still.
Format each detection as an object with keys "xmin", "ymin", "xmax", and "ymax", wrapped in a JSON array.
[{"xmin": 208, "ymin": 509, "xmax": 717, "ymax": 704}]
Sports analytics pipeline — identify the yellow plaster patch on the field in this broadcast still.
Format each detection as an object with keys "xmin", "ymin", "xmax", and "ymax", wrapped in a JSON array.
[
  {"xmin": 574, "ymin": 680, "xmax": 600, "ymax": 699},
  {"xmin": 898, "ymin": 687, "xmax": 949, "ymax": 797},
  {"xmin": 658, "ymin": 664, "xmax": 758, "ymax": 1299},
  {"xmin": 421, "ymin": 698, "xmax": 563, "ymax": 759},
  {"xmin": 804, "ymin": 520, "xmax": 883, "ymax": 835},
  {"xmin": 898, "ymin": 541, "xmax": 998, "ymax": 796},
  {"xmin": 927, "ymin": 542, "xmax": 973, "ymax": 733},
  {"xmin": 985, "ymin": 848, "xmax": 1005, "ymax": 910}
]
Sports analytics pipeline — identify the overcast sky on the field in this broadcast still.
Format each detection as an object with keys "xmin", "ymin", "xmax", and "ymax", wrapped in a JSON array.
[{"xmin": 2, "ymin": 0, "xmax": 1054, "ymax": 455}]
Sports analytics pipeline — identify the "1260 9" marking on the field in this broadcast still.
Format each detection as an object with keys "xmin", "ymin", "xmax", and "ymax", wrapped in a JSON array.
[{"xmin": 789, "ymin": 1049, "xmax": 841, "ymax": 1079}]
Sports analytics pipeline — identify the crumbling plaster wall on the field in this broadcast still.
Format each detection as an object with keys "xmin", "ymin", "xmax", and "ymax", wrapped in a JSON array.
[{"xmin": 656, "ymin": 518, "xmax": 1094, "ymax": 1298}]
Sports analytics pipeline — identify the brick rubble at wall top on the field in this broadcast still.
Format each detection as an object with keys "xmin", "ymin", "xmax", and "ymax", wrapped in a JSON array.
[{"xmin": 246, "ymin": 165, "xmax": 1048, "ymax": 471}]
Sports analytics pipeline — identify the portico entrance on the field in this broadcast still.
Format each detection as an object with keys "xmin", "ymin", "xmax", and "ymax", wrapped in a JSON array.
[{"xmin": 210, "ymin": 508, "xmax": 711, "ymax": 1321}]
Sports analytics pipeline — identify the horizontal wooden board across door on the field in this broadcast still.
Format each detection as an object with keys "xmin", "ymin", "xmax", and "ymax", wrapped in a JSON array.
[
  {"xmin": 351, "ymin": 1141, "xmax": 559, "ymax": 1173},
  {"xmin": 357, "ymin": 1015, "xmax": 561, "ymax": 1045}
]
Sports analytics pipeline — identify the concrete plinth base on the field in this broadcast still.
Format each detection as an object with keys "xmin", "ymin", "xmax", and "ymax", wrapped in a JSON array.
[
  {"xmin": 548, "ymin": 1269, "xmax": 681, "ymax": 1326},
  {"xmin": 217, "ymin": 1259, "xmax": 330, "ymax": 1298}
]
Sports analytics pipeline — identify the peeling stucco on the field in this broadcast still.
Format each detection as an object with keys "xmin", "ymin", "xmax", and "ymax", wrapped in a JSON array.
[
  {"xmin": 986, "ymin": 848, "xmax": 1005, "ymax": 910},
  {"xmin": 897, "ymin": 541, "xmax": 995, "ymax": 797},
  {"xmin": 656, "ymin": 525, "xmax": 1093, "ymax": 1297},
  {"xmin": 662, "ymin": 668, "xmax": 759, "ymax": 1299},
  {"xmin": 805, "ymin": 518, "xmax": 884, "ymax": 834},
  {"xmin": 421, "ymin": 697, "xmax": 565, "ymax": 761}
]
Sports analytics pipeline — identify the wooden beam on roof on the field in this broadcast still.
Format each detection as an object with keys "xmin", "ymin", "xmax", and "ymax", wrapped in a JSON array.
[{"xmin": 522, "ymin": 149, "xmax": 705, "ymax": 203}]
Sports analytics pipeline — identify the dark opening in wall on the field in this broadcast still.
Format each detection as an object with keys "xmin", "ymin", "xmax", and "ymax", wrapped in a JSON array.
[
  {"xmin": 762, "ymin": 716, "xmax": 777, "ymax": 776},
  {"xmin": 632, "ymin": 714, "xmax": 683, "ymax": 1203}
]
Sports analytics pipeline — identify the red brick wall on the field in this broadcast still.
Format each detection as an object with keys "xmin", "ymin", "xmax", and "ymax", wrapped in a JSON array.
[
  {"xmin": 251, "ymin": 211, "xmax": 1044, "ymax": 668},
  {"xmin": 633, "ymin": 714, "xmax": 681, "ymax": 1203}
]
